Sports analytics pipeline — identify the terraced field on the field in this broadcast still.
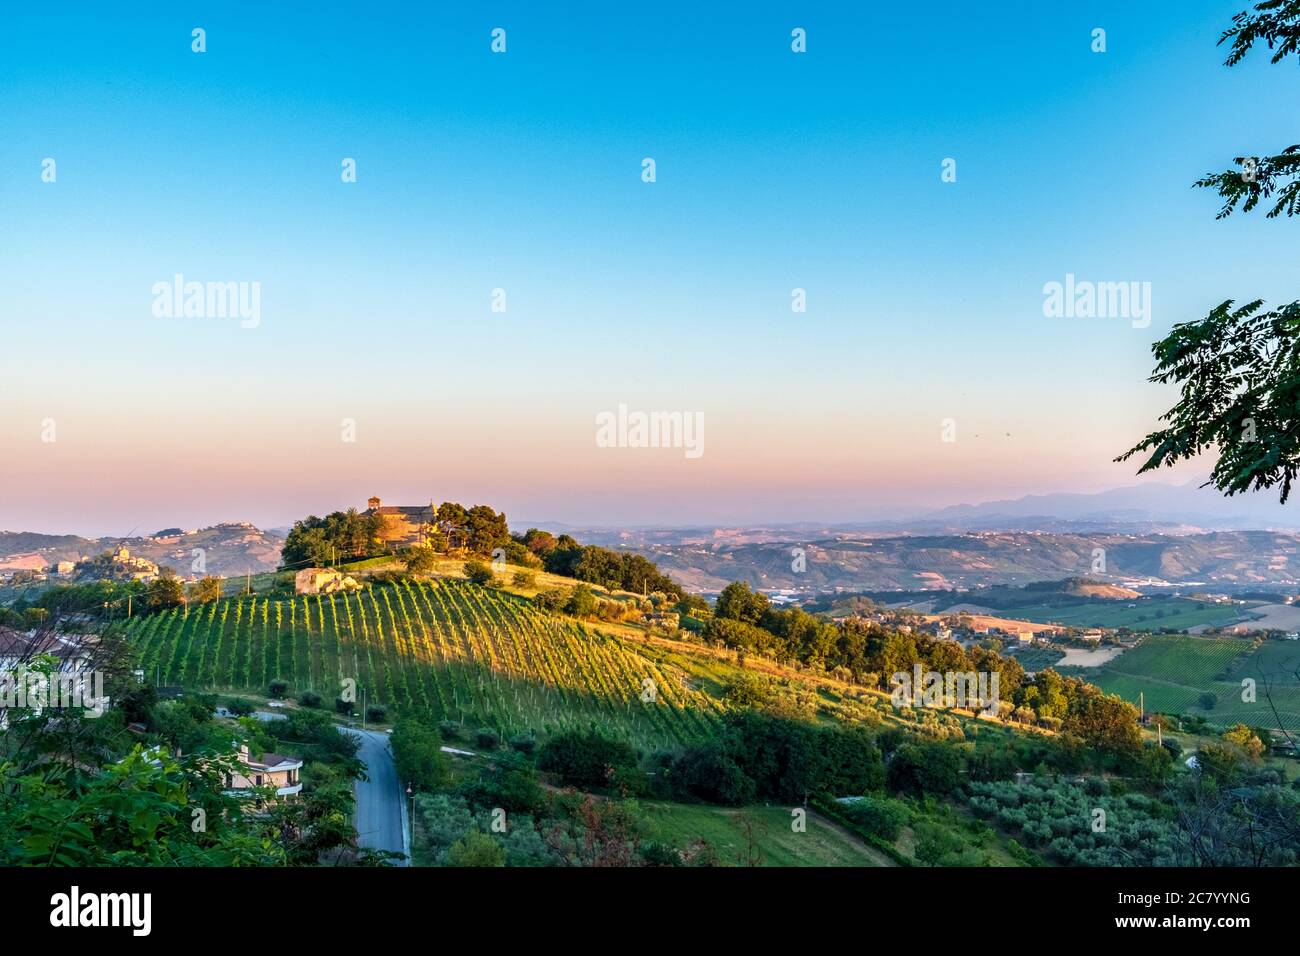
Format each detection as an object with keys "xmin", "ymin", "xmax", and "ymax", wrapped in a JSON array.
[{"xmin": 125, "ymin": 579, "xmax": 724, "ymax": 749}]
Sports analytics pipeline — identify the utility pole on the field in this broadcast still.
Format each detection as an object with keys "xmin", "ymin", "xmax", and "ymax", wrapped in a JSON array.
[
  {"xmin": 362, "ymin": 687, "xmax": 367, "ymax": 731},
  {"xmin": 127, "ymin": 594, "xmax": 132, "ymax": 618},
  {"xmin": 1139, "ymin": 691, "xmax": 1144, "ymax": 723}
]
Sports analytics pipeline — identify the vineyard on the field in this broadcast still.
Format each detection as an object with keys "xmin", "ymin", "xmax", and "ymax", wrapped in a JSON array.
[
  {"xmin": 1078, "ymin": 635, "xmax": 1265, "ymax": 721},
  {"xmin": 124, "ymin": 579, "xmax": 725, "ymax": 750}
]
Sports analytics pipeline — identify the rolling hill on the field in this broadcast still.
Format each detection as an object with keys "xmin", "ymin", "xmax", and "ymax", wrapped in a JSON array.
[{"xmin": 123, "ymin": 577, "xmax": 726, "ymax": 751}]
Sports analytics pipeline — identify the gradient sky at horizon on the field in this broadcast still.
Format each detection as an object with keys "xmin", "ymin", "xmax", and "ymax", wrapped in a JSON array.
[{"xmin": 2, "ymin": 1, "xmax": 1297, "ymax": 536}]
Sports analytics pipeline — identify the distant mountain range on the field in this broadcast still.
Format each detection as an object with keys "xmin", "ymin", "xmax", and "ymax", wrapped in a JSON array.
[
  {"xmin": 908, "ymin": 480, "xmax": 1300, "ymax": 532},
  {"xmin": 4, "ymin": 479, "xmax": 1298, "ymax": 593},
  {"xmin": 635, "ymin": 531, "xmax": 1300, "ymax": 595}
]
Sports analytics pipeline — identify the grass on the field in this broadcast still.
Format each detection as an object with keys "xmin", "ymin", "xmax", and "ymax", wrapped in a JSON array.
[
  {"xmin": 1065, "ymin": 634, "xmax": 1300, "ymax": 730},
  {"xmin": 637, "ymin": 802, "xmax": 888, "ymax": 867}
]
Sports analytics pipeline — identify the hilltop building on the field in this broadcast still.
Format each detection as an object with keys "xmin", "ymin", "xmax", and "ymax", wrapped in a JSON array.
[
  {"xmin": 83, "ymin": 547, "xmax": 161, "ymax": 583},
  {"xmin": 363, "ymin": 496, "xmax": 437, "ymax": 549}
]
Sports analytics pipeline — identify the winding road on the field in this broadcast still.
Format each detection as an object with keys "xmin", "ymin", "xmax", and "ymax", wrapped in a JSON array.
[
  {"xmin": 252, "ymin": 712, "xmax": 408, "ymax": 864},
  {"xmin": 345, "ymin": 728, "xmax": 409, "ymax": 865}
]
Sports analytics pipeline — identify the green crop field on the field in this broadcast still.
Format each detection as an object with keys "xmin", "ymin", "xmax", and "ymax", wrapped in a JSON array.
[
  {"xmin": 637, "ymin": 802, "xmax": 887, "ymax": 867},
  {"xmin": 124, "ymin": 578, "xmax": 724, "ymax": 750},
  {"xmin": 1006, "ymin": 647, "xmax": 1065, "ymax": 672},
  {"xmin": 1010, "ymin": 598, "xmax": 1243, "ymax": 631},
  {"xmin": 1067, "ymin": 634, "xmax": 1300, "ymax": 729}
]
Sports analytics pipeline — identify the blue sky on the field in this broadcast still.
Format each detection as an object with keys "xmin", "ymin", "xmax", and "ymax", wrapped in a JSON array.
[{"xmin": 1, "ymin": 1, "xmax": 1297, "ymax": 534}]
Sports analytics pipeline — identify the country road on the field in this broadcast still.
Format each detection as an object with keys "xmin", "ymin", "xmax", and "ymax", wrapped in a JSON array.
[
  {"xmin": 251, "ymin": 711, "xmax": 408, "ymax": 864},
  {"xmin": 345, "ymin": 728, "xmax": 409, "ymax": 865}
]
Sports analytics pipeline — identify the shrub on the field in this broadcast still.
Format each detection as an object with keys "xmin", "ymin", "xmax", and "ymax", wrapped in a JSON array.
[
  {"xmin": 268, "ymin": 680, "xmax": 289, "ymax": 698},
  {"xmin": 366, "ymin": 705, "xmax": 387, "ymax": 723},
  {"xmin": 669, "ymin": 745, "xmax": 754, "ymax": 805},
  {"xmin": 564, "ymin": 585, "xmax": 598, "ymax": 617},
  {"xmin": 533, "ymin": 588, "xmax": 567, "ymax": 612},
  {"xmin": 538, "ymin": 730, "xmax": 638, "ymax": 789},
  {"xmin": 886, "ymin": 742, "xmax": 961, "ymax": 797},
  {"xmin": 840, "ymin": 795, "xmax": 909, "ymax": 841},
  {"xmin": 510, "ymin": 735, "xmax": 537, "ymax": 755},
  {"xmin": 438, "ymin": 720, "xmax": 461, "ymax": 741},
  {"xmin": 512, "ymin": 569, "xmax": 538, "ymax": 589},
  {"xmin": 298, "ymin": 691, "xmax": 323, "ymax": 709},
  {"xmin": 723, "ymin": 672, "xmax": 771, "ymax": 707},
  {"xmin": 446, "ymin": 829, "xmax": 505, "ymax": 867},
  {"xmin": 464, "ymin": 561, "xmax": 495, "ymax": 586},
  {"xmin": 474, "ymin": 728, "xmax": 501, "ymax": 750},
  {"xmin": 335, "ymin": 697, "xmax": 354, "ymax": 715},
  {"xmin": 225, "ymin": 697, "xmax": 255, "ymax": 717}
]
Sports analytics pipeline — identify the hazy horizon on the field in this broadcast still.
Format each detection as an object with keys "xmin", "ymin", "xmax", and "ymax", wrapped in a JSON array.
[{"xmin": 8, "ymin": 474, "xmax": 1300, "ymax": 540}]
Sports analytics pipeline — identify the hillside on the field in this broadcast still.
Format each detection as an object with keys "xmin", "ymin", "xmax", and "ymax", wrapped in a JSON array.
[
  {"xmin": 644, "ymin": 531, "xmax": 1300, "ymax": 593},
  {"xmin": 0, "ymin": 525, "xmax": 285, "ymax": 578},
  {"xmin": 124, "ymin": 577, "xmax": 725, "ymax": 751},
  {"xmin": 1061, "ymin": 579, "xmax": 1142, "ymax": 600}
]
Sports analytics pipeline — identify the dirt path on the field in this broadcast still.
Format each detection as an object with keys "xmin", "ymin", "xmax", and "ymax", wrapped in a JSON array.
[{"xmin": 807, "ymin": 807, "xmax": 898, "ymax": 867}]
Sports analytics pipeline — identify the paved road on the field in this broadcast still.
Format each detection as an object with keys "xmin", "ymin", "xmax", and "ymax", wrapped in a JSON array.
[
  {"xmin": 249, "ymin": 711, "xmax": 408, "ymax": 864},
  {"xmin": 345, "ymin": 728, "xmax": 409, "ymax": 865}
]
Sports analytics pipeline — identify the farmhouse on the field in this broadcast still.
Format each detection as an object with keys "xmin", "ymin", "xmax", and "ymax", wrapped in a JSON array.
[
  {"xmin": 363, "ymin": 496, "xmax": 437, "ymax": 548},
  {"xmin": 224, "ymin": 745, "xmax": 303, "ymax": 799},
  {"xmin": 294, "ymin": 568, "xmax": 360, "ymax": 595}
]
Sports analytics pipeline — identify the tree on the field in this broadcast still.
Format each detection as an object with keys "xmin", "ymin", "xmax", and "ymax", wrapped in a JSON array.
[
  {"xmin": 436, "ymin": 502, "xmax": 469, "ymax": 551},
  {"xmin": 1120, "ymin": 1, "xmax": 1300, "ymax": 500},
  {"xmin": 714, "ymin": 581, "xmax": 770, "ymax": 625},
  {"xmin": 390, "ymin": 720, "xmax": 450, "ymax": 792},
  {"xmin": 189, "ymin": 576, "xmax": 223, "ymax": 604},
  {"xmin": 537, "ymin": 730, "xmax": 638, "ymax": 789},
  {"xmin": 281, "ymin": 510, "xmax": 382, "ymax": 567},
  {"xmin": 1223, "ymin": 723, "xmax": 1266, "ymax": 759},
  {"xmin": 401, "ymin": 547, "xmax": 438, "ymax": 575},
  {"xmin": 465, "ymin": 505, "xmax": 510, "ymax": 555},
  {"xmin": 564, "ymin": 585, "xmax": 598, "ymax": 617},
  {"xmin": 446, "ymin": 828, "xmax": 506, "ymax": 867},
  {"xmin": 145, "ymin": 571, "xmax": 185, "ymax": 610}
]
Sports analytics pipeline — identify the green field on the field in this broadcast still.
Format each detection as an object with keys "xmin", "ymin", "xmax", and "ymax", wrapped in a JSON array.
[
  {"xmin": 124, "ymin": 578, "xmax": 724, "ymax": 750},
  {"xmin": 637, "ymin": 802, "xmax": 888, "ymax": 866},
  {"xmin": 1007, "ymin": 647, "xmax": 1065, "ymax": 672},
  {"xmin": 1011, "ymin": 597, "xmax": 1244, "ymax": 631},
  {"xmin": 1066, "ymin": 634, "xmax": 1300, "ymax": 729}
]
